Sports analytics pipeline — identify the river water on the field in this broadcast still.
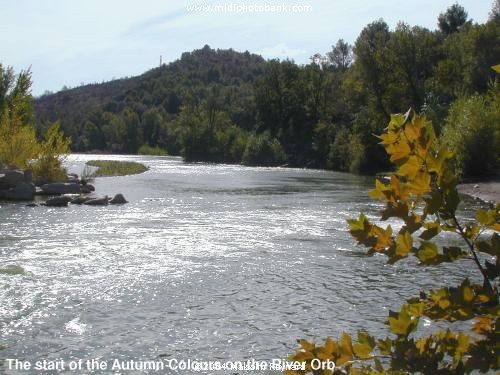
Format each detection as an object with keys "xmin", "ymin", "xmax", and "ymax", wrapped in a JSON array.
[{"xmin": 0, "ymin": 155, "xmax": 482, "ymax": 374}]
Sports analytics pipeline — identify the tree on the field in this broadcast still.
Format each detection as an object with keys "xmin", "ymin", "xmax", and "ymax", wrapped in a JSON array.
[
  {"xmin": 327, "ymin": 39, "xmax": 353, "ymax": 72},
  {"xmin": 438, "ymin": 3, "xmax": 470, "ymax": 35},
  {"xmin": 441, "ymin": 92, "xmax": 500, "ymax": 177},
  {"xmin": 490, "ymin": 0, "xmax": 500, "ymax": 21},
  {"xmin": 123, "ymin": 108, "xmax": 141, "ymax": 153},
  {"xmin": 353, "ymin": 20, "xmax": 392, "ymax": 121},
  {"xmin": 388, "ymin": 23, "xmax": 439, "ymax": 111},
  {"xmin": 0, "ymin": 65, "xmax": 70, "ymax": 182},
  {"xmin": 286, "ymin": 111, "xmax": 499, "ymax": 374},
  {"xmin": 141, "ymin": 107, "xmax": 163, "ymax": 147}
]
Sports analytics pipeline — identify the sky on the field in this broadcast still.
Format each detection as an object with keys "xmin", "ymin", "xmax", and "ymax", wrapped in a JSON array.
[{"xmin": 0, "ymin": 0, "xmax": 493, "ymax": 96}]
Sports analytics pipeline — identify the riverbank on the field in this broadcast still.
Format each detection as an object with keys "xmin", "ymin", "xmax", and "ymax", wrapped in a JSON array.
[{"xmin": 457, "ymin": 181, "xmax": 500, "ymax": 204}]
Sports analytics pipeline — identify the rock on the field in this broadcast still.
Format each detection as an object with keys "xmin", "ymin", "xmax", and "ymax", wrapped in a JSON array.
[
  {"xmin": 83, "ymin": 196, "xmax": 109, "ymax": 206},
  {"xmin": 24, "ymin": 169, "xmax": 33, "ymax": 183},
  {"xmin": 0, "ymin": 169, "xmax": 25, "ymax": 189},
  {"xmin": 0, "ymin": 265, "xmax": 26, "ymax": 275},
  {"xmin": 71, "ymin": 195, "xmax": 94, "ymax": 205},
  {"xmin": 34, "ymin": 187, "xmax": 45, "ymax": 195},
  {"xmin": 45, "ymin": 196, "xmax": 72, "ymax": 207},
  {"xmin": 109, "ymin": 193, "xmax": 128, "ymax": 204},
  {"xmin": 0, "ymin": 182, "xmax": 35, "ymax": 200},
  {"xmin": 41, "ymin": 183, "xmax": 81, "ymax": 195},
  {"xmin": 81, "ymin": 184, "xmax": 95, "ymax": 194},
  {"xmin": 26, "ymin": 203, "xmax": 38, "ymax": 207},
  {"xmin": 67, "ymin": 175, "xmax": 80, "ymax": 184}
]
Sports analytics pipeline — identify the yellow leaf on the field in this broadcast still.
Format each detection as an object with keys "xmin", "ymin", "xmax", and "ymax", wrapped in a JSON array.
[
  {"xmin": 378, "ymin": 131, "xmax": 399, "ymax": 146},
  {"xmin": 369, "ymin": 179, "xmax": 390, "ymax": 201},
  {"xmin": 371, "ymin": 225, "xmax": 393, "ymax": 251},
  {"xmin": 407, "ymin": 171, "xmax": 431, "ymax": 196},
  {"xmin": 456, "ymin": 332, "xmax": 469, "ymax": 354},
  {"xmin": 336, "ymin": 332, "xmax": 353, "ymax": 366},
  {"xmin": 323, "ymin": 337, "xmax": 338, "ymax": 356},
  {"xmin": 353, "ymin": 342, "xmax": 372, "ymax": 359},
  {"xmin": 388, "ymin": 314, "xmax": 412, "ymax": 336},
  {"xmin": 386, "ymin": 141, "xmax": 411, "ymax": 163},
  {"xmin": 395, "ymin": 231, "xmax": 413, "ymax": 257},
  {"xmin": 438, "ymin": 298, "xmax": 450, "ymax": 309},
  {"xmin": 462, "ymin": 286, "xmax": 474, "ymax": 303},
  {"xmin": 473, "ymin": 316, "xmax": 493, "ymax": 334},
  {"xmin": 403, "ymin": 118, "xmax": 421, "ymax": 142},
  {"xmin": 397, "ymin": 156, "xmax": 421, "ymax": 179},
  {"xmin": 390, "ymin": 175, "xmax": 410, "ymax": 202}
]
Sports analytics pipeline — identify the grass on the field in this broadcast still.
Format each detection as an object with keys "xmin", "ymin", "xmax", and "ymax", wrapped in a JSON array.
[
  {"xmin": 86, "ymin": 160, "xmax": 149, "ymax": 177},
  {"xmin": 138, "ymin": 144, "xmax": 168, "ymax": 156}
]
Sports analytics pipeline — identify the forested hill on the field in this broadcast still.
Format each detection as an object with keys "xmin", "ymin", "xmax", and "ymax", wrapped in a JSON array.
[
  {"xmin": 34, "ymin": 3, "xmax": 500, "ymax": 177},
  {"xmin": 34, "ymin": 46, "xmax": 267, "ymax": 154}
]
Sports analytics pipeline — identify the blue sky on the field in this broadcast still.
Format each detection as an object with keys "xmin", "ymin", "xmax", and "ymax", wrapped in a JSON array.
[{"xmin": 0, "ymin": 0, "xmax": 493, "ymax": 96}]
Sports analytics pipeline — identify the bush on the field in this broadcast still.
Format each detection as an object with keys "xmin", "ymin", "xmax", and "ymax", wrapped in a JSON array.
[
  {"xmin": 32, "ymin": 123, "xmax": 71, "ymax": 184},
  {"xmin": 441, "ymin": 93, "xmax": 500, "ymax": 177},
  {"xmin": 138, "ymin": 144, "xmax": 168, "ymax": 156},
  {"xmin": 242, "ymin": 132, "xmax": 286, "ymax": 166},
  {"xmin": 0, "ymin": 65, "xmax": 70, "ymax": 182},
  {"xmin": 327, "ymin": 128, "xmax": 366, "ymax": 173}
]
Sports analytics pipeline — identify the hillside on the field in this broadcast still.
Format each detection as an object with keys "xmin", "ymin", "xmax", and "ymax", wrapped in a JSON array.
[
  {"xmin": 34, "ymin": 7, "xmax": 500, "ymax": 175},
  {"xmin": 34, "ymin": 45, "xmax": 267, "ymax": 153}
]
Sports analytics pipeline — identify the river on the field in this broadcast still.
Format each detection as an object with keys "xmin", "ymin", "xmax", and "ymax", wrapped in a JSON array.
[{"xmin": 0, "ymin": 155, "xmax": 482, "ymax": 374}]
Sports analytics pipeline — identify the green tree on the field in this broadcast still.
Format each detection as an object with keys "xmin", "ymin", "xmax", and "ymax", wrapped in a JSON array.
[
  {"xmin": 123, "ymin": 108, "xmax": 141, "ymax": 153},
  {"xmin": 0, "ymin": 65, "xmax": 70, "ymax": 181},
  {"xmin": 327, "ymin": 39, "xmax": 353, "ymax": 72},
  {"xmin": 441, "ymin": 92, "xmax": 500, "ymax": 177},
  {"xmin": 438, "ymin": 3, "xmax": 470, "ymax": 35},
  {"xmin": 242, "ymin": 132, "xmax": 286, "ymax": 166}
]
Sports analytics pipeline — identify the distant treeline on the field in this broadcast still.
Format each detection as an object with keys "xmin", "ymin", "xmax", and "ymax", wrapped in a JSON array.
[{"xmin": 34, "ymin": 3, "xmax": 500, "ymax": 176}]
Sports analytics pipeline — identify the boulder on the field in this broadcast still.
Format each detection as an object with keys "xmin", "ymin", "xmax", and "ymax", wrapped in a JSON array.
[
  {"xmin": 0, "ymin": 182, "xmax": 35, "ymax": 200},
  {"xmin": 24, "ymin": 169, "xmax": 33, "ymax": 183},
  {"xmin": 34, "ymin": 187, "xmax": 45, "ymax": 195},
  {"xmin": 0, "ymin": 169, "xmax": 25, "ymax": 189},
  {"xmin": 83, "ymin": 196, "xmax": 109, "ymax": 206},
  {"xmin": 81, "ymin": 184, "xmax": 95, "ymax": 194},
  {"xmin": 67, "ymin": 175, "xmax": 80, "ymax": 184},
  {"xmin": 109, "ymin": 193, "xmax": 128, "ymax": 204},
  {"xmin": 45, "ymin": 196, "xmax": 72, "ymax": 207},
  {"xmin": 71, "ymin": 195, "xmax": 94, "ymax": 205},
  {"xmin": 41, "ymin": 183, "xmax": 81, "ymax": 195}
]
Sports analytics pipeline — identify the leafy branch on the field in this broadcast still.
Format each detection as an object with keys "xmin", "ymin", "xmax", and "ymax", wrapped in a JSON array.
[{"xmin": 286, "ymin": 112, "xmax": 499, "ymax": 374}]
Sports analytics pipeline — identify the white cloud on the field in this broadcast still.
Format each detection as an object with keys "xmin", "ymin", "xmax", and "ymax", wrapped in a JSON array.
[{"xmin": 258, "ymin": 43, "xmax": 306, "ymax": 59}]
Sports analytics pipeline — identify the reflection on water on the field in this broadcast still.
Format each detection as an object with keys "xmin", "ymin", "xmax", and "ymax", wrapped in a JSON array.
[{"xmin": 0, "ymin": 155, "xmax": 481, "ymax": 372}]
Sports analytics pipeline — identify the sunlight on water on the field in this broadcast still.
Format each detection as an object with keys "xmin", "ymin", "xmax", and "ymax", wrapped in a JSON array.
[{"xmin": 0, "ymin": 155, "xmax": 482, "ymax": 370}]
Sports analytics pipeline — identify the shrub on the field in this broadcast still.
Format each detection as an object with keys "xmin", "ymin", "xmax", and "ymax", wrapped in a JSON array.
[
  {"xmin": 441, "ymin": 93, "xmax": 499, "ymax": 177},
  {"xmin": 32, "ymin": 123, "xmax": 71, "ymax": 183},
  {"xmin": 138, "ymin": 144, "xmax": 168, "ymax": 156},
  {"xmin": 327, "ymin": 128, "xmax": 366, "ymax": 173},
  {"xmin": 0, "ymin": 65, "xmax": 70, "ymax": 182},
  {"xmin": 242, "ymin": 132, "xmax": 286, "ymax": 166}
]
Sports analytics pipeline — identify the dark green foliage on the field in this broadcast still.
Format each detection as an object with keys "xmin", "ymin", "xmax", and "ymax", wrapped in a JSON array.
[
  {"xmin": 242, "ymin": 132, "xmax": 286, "ymax": 166},
  {"xmin": 33, "ymin": 8, "xmax": 499, "ymax": 178},
  {"xmin": 441, "ymin": 92, "xmax": 500, "ymax": 177},
  {"xmin": 438, "ymin": 3, "xmax": 470, "ymax": 35},
  {"xmin": 137, "ymin": 144, "xmax": 167, "ymax": 156}
]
